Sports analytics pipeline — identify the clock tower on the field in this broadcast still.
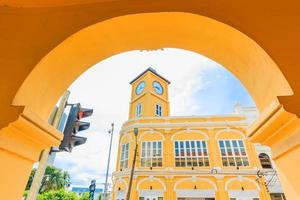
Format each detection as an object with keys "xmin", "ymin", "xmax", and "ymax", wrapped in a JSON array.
[{"xmin": 129, "ymin": 67, "xmax": 170, "ymax": 119}]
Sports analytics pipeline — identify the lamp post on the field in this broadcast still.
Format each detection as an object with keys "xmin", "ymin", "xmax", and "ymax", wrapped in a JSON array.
[
  {"xmin": 126, "ymin": 128, "xmax": 139, "ymax": 200},
  {"xmin": 103, "ymin": 123, "xmax": 114, "ymax": 200}
]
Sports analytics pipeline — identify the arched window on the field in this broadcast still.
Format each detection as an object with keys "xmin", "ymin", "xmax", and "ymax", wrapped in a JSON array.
[{"xmin": 259, "ymin": 153, "xmax": 272, "ymax": 169}]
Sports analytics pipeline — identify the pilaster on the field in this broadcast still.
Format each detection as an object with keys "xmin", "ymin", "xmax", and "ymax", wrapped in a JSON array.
[
  {"xmin": 248, "ymin": 102, "xmax": 300, "ymax": 199},
  {"xmin": 215, "ymin": 176, "xmax": 229, "ymax": 200},
  {"xmin": 0, "ymin": 112, "xmax": 62, "ymax": 200}
]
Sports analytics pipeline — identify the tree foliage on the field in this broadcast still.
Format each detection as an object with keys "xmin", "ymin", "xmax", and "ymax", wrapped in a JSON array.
[
  {"xmin": 39, "ymin": 166, "xmax": 71, "ymax": 193},
  {"xmin": 79, "ymin": 192, "xmax": 90, "ymax": 200},
  {"xmin": 25, "ymin": 166, "xmax": 71, "ymax": 194},
  {"xmin": 36, "ymin": 189, "xmax": 79, "ymax": 200}
]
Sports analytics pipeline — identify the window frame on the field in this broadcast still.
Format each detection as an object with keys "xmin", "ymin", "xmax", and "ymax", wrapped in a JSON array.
[
  {"xmin": 218, "ymin": 139, "xmax": 250, "ymax": 167},
  {"xmin": 174, "ymin": 140, "xmax": 210, "ymax": 167},
  {"xmin": 120, "ymin": 142, "xmax": 130, "ymax": 170},
  {"xmin": 140, "ymin": 140, "xmax": 163, "ymax": 167},
  {"xmin": 136, "ymin": 103, "xmax": 142, "ymax": 118},
  {"xmin": 155, "ymin": 104, "xmax": 162, "ymax": 117}
]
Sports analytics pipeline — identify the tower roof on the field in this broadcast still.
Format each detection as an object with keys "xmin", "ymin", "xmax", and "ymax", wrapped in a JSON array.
[{"xmin": 129, "ymin": 67, "xmax": 171, "ymax": 84}]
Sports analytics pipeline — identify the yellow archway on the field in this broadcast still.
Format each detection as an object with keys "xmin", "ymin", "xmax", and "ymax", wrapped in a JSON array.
[
  {"xmin": 1, "ymin": 11, "xmax": 299, "ymax": 200},
  {"xmin": 13, "ymin": 12, "xmax": 291, "ymax": 122}
]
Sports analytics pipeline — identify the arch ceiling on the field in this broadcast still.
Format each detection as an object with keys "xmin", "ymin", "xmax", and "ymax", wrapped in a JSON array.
[
  {"xmin": 1, "ymin": 0, "xmax": 299, "ymax": 129},
  {"xmin": 12, "ymin": 12, "xmax": 291, "ymax": 121}
]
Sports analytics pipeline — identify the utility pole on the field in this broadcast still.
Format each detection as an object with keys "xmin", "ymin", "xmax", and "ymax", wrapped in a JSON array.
[
  {"xmin": 126, "ymin": 128, "xmax": 139, "ymax": 200},
  {"xmin": 103, "ymin": 123, "xmax": 114, "ymax": 200},
  {"xmin": 27, "ymin": 91, "xmax": 70, "ymax": 200}
]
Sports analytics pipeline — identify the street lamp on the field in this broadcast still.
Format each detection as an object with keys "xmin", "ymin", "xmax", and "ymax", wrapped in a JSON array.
[
  {"xmin": 103, "ymin": 123, "xmax": 114, "ymax": 200},
  {"xmin": 126, "ymin": 128, "xmax": 139, "ymax": 200}
]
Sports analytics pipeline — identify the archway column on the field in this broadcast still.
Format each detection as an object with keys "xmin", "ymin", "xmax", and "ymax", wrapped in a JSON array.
[
  {"xmin": 215, "ymin": 176, "xmax": 229, "ymax": 200},
  {"xmin": 248, "ymin": 99, "xmax": 300, "ymax": 200},
  {"xmin": 0, "ymin": 111, "xmax": 62, "ymax": 200}
]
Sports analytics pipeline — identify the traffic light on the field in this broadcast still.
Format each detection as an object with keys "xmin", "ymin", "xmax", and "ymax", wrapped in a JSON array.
[{"xmin": 59, "ymin": 103, "xmax": 93, "ymax": 152}]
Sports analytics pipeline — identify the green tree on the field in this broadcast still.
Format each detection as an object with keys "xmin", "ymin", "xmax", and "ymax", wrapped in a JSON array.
[
  {"xmin": 39, "ymin": 166, "xmax": 71, "ymax": 193},
  {"xmin": 36, "ymin": 189, "xmax": 79, "ymax": 200},
  {"xmin": 79, "ymin": 192, "xmax": 89, "ymax": 200}
]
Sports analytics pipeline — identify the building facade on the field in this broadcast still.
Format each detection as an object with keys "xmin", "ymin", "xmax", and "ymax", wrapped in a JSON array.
[{"xmin": 112, "ymin": 68, "xmax": 272, "ymax": 200}]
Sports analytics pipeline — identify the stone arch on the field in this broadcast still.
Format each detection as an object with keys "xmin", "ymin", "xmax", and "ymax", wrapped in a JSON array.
[
  {"xmin": 174, "ymin": 177, "xmax": 217, "ymax": 191},
  {"xmin": 136, "ymin": 176, "xmax": 166, "ymax": 191},
  {"xmin": 13, "ymin": 12, "xmax": 292, "ymax": 123},
  {"xmin": 114, "ymin": 178, "xmax": 128, "ymax": 192},
  {"xmin": 171, "ymin": 129, "xmax": 209, "ymax": 141},
  {"xmin": 121, "ymin": 132, "xmax": 133, "ymax": 143},
  {"xmin": 225, "ymin": 176, "xmax": 260, "ymax": 191},
  {"xmin": 139, "ymin": 130, "xmax": 165, "ymax": 141},
  {"xmin": 215, "ymin": 128, "xmax": 246, "ymax": 140}
]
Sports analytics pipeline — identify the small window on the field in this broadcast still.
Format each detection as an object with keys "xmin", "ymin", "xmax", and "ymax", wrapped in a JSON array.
[
  {"xmin": 259, "ymin": 153, "xmax": 272, "ymax": 169},
  {"xmin": 136, "ymin": 104, "xmax": 142, "ymax": 118},
  {"xmin": 155, "ymin": 104, "xmax": 162, "ymax": 116}
]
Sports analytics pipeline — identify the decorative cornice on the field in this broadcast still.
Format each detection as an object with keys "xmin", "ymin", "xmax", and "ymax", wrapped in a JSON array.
[
  {"xmin": 0, "ymin": 113, "xmax": 62, "ymax": 162},
  {"xmin": 120, "ymin": 121, "xmax": 249, "ymax": 134},
  {"xmin": 248, "ymin": 103, "xmax": 300, "ymax": 159},
  {"xmin": 112, "ymin": 168, "xmax": 260, "ymax": 178}
]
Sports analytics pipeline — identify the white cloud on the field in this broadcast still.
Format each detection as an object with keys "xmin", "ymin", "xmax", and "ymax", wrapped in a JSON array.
[{"xmin": 54, "ymin": 48, "xmax": 223, "ymax": 188}]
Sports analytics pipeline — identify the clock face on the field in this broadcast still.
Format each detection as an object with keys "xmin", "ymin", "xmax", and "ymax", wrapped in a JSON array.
[
  {"xmin": 153, "ymin": 81, "xmax": 163, "ymax": 94},
  {"xmin": 135, "ymin": 81, "xmax": 145, "ymax": 95}
]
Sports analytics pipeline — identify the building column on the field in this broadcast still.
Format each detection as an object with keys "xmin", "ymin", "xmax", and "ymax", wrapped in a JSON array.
[
  {"xmin": 215, "ymin": 176, "xmax": 229, "ymax": 200},
  {"xmin": 131, "ymin": 176, "xmax": 139, "ymax": 200},
  {"xmin": 165, "ymin": 175, "xmax": 174, "ymax": 200},
  {"xmin": 0, "ymin": 113, "xmax": 62, "ymax": 200},
  {"xmin": 208, "ymin": 128, "xmax": 221, "ymax": 167},
  {"xmin": 249, "ymin": 102, "xmax": 300, "ymax": 199}
]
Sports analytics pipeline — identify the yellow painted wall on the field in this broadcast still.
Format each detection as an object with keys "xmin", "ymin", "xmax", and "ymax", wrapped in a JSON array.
[{"xmin": 1, "ymin": 3, "xmax": 300, "ymax": 199}]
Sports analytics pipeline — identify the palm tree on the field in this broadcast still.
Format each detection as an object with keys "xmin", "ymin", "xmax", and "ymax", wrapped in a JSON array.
[{"xmin": 39, "ymin": 166, "xmax": 70, "ymax": 193}]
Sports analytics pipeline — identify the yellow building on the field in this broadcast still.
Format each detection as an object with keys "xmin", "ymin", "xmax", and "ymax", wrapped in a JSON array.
[{"xmin": 112, "ymin": 68, "xmax": 271, "ymax": 200}]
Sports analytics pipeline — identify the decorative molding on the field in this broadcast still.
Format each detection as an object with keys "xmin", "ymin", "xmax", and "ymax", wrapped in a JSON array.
[
  {"xmin": 0, "ymin": 113, "xmax": 62, "ymax": 162},
  {"xmin": 138, "ymin": 130, "xmax": 166, "ymax": 141},
  {"xmin": 225, "ymin": 176, "xmax": 261, "ymax": 191},
  {"xmin": 171, "ymin": 129, "xmax": 209, "ymax": 141},
  {"xmin": 176, "ymin": 189, "xmax": 215, "ymax": 198},
  {"xmin": 112, "ymin": 168, "xmax": 260, "ymax": 178},
  {"xmin": 136, "ymin": 177, "xmax": 166, "ymax": 191},
  {"xmin": 215, "ymin": 128, "xmax": 246, "ymax": 139},
  {"xmin": 121, "ymin": 132, "xmax": 133, "ymax": 143},
  {"xmin": 228, "ymin": 190, "xmax": 259, "ymax": 198},
  {"xmin": 121, "ymin": 123, "xmax": 248, "ymax": 134},
  {"xmin": 173, "ymin": 177, "xmax": 217, "ymax": 191},
  {"xmin": 114, "ymin": 178, "xmax": 128, "ymax": 192},
  {"xmin": 138, "ymin": 189, "xmax": 164, "ymax": 197}
]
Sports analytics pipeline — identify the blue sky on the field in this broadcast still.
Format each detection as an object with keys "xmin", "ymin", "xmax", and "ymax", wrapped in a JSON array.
[
  {"xmin": 53, "ymin": 48, "xmax": 255, "ymax": 189},
  {"xmin": 192, "ymin": 67, "xmax": 255, "ymax": 115}
]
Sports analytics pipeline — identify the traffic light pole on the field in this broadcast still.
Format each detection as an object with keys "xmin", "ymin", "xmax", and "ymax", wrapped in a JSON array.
[
  {"xmin": 27, "ymin": 91, "xmax": 70, "ymax": 200},
  {"xmin": 103, "ymin": 123, "xmax": 114, "ymax": 200}
]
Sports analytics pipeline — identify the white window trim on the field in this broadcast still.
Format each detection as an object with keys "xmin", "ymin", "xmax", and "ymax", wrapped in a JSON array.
[
  {"xmin": 120, "ymin": 143, "xmax": 130, "ymax": 169},
  {"xmin": 176, "ymin": 189, "xmax": 215, "ymax": 198},
  {"xmin": 136, "ymin": 103, "xmax": 142, "ymax": 118},
  {"xmin": 174, "ymin": 140, "xmax": 210, "ymax": 167},
  {"xmin": 228, "ymin": 190, "xmax": 259, "ymax": 199},
  {"xmin": 140, "ymin": 141, "xmax": 163, "ymax": 167},
  {"xmin": 218, "ymin": 139, "xmax": 249, "ymax": 167},
  {"xmin": 155, "ymin": 104, "xmax": 162, "ymax": 117}
]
